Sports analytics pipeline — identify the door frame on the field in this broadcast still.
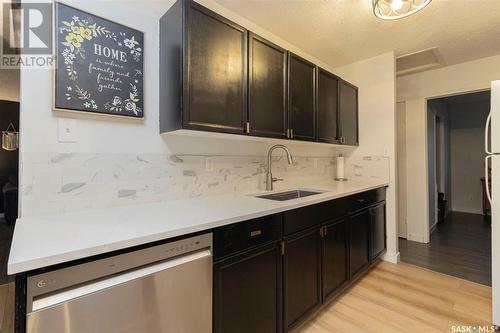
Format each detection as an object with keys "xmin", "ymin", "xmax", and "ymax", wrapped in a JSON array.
[
  {"xmin": 396, "ymin": 101, "xmax": 408, "ymax": 239},
  {"xmin": 423, "ymin": 88, "xmax": 491, "ymax": 242}
]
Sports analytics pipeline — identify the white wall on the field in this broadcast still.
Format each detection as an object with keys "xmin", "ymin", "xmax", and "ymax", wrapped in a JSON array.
[
  {"xmin": 397, "ymin": 54, "xmax": 500, "ymax": 243},
  {"xmin": 449, "ymin": 100, "xmax": 489, "ymax": 214},
  {"xmin": 335, "ymin": 52, "xmax": 399, "ymax": 263}
]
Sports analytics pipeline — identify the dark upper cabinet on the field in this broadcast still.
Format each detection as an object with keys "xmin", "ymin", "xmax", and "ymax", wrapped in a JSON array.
[
  {"xmin": 248, "ymin": 33, "xmax": 288, "ymax": 138},
  {"xmin": 161, "ymin": 1, "xmax": 360, "ymax": 145},
  {"xmin": 370, "ymin": 203, "xmax": 387, "ymax": 261},
  {"xmin": 322, "ymin": 218, "xmax": 348, "ymax": 301},
  {"xmin": 214, "ymin": 243, "xmax": 282, "ymax": 333},
  {"xmin": 283, "ymin": 227, "xmax": 321, "ymax": 332},
  {"xmin": 339, "ymin": 80, "xmax": 359, "ymax": 146},
  {"xmin": 317, "ymin": 68, "xmax": 340, "ymax": 144},
  {"xmin": 160, "ymin": 0, "xmax": 247, "ymax": 134},
  {"xmin": 288, "ymin": 53, "xmax": 316, "ymax": 141},
  {"xmin": 349, "ymin": 209, "xmax": 370, "ymax": 279}
]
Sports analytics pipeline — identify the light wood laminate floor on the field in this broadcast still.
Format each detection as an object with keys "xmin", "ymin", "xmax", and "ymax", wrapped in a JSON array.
[
  {"xmin": 298, "ymin": 261, "xmax": 492, "ymax": 333},
  {"xmin": 0, "ymin": 283, "xmax": 13, "ymax": 333}
]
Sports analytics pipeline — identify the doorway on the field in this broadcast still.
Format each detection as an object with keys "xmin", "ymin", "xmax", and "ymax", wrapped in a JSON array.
[{"xmin": 399, "ymin": 90, "xmax": 492, "ymax": 286}]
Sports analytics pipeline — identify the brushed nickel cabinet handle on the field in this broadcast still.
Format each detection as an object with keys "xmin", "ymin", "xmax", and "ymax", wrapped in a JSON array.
[{"xmin": 250, "ymin": 230, "xmax": 262, "ymax": 237}]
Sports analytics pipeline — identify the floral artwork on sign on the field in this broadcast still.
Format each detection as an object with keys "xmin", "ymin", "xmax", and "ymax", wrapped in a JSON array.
[{"xmin": 54, "ymin": 2, "xmax": 144, "ymax": 118}]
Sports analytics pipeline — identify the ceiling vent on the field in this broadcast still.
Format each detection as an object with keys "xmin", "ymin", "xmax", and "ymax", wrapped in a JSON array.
[{"xmin": 396, "ymin": 47, "xmax": 444, "ymax": 76}]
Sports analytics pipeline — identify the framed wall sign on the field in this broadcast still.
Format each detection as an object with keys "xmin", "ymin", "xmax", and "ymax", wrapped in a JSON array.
[{"xmin": 53, "ymin": 2, "xmax": 144, "ymax": 118}]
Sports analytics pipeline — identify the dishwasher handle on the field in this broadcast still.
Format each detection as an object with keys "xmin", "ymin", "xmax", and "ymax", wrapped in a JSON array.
[{"xmin": 32, "ymin": 249, "xmax": 211, "ymax": 313}]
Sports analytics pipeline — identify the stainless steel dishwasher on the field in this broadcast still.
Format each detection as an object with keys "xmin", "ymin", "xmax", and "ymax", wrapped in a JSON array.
[{"xmin": 25, "ymin": 233, "xmax": 212, "ymax": 333}]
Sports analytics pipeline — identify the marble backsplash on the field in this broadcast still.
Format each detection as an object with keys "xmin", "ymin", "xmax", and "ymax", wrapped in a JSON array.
[{"xmin": 20, "ymin": 153, "xmax": 389, "ymax": 217}]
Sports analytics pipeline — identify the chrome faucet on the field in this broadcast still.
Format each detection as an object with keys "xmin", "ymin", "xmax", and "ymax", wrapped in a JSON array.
[{"xmin": 266, "ymin": 144, "xmax": 294, "ymax": 191}]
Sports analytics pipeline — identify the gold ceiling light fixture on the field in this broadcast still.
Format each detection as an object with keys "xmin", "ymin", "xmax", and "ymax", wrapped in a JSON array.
[{"xmin": 373, "ymin": 0, "xmax": 432, "ymax": 20}]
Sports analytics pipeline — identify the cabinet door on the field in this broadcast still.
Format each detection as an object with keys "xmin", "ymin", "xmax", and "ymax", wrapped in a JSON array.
[
  {"xmin": 185, "ymin": 2, "xmax": 247, "ymax": 133},
  {"xmin": 349, "ymin": 209, "xmax": 370, "ymax": 279},
  {"xmin": 322, "ymin": 218, "xmax": 348, "ymax": 301},
  {"xmin": 283, "ymin": 228, "xmax": 321, "ymax": 331},
  {"xmin": 248, "ymin": 33, "xmax": 287, "ymax": 138},
  {"xmin": 317, "ymin": 69, "xmax": 340, "ymax": 144},
  {"xmin": 214, "ymin": 244, "xmax": 282, "ymax": 333},
  {"xmin": 339, "ymin": 80, "xmax": 359, "ymax": 145},
  {"xmin": 288, "ymin": 53, "xmax": 316, "ymax": 141},
  {"xmin": 370, "ymin": 203, "xmax": 386, "ymax": 261}
]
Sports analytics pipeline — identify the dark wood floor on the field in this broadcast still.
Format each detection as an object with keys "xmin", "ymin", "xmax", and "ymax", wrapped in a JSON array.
[
  {"xmin": 0, "ymin": 219, "xmax": 14, "ymax": 285},
  {"xmin": 399, "ymin": 212, "xmax": 491, "ymax": 286}
]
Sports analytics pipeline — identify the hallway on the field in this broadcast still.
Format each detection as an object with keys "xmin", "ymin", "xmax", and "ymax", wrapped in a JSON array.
[{"xmin": 399, "ymin": 212, "xmax": 491, "ymax": 286}]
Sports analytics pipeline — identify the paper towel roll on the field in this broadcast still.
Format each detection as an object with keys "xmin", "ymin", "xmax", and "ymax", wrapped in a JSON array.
[{"xmin": 335, "ymin": 155, "xmax": 347, "ymax": 181}]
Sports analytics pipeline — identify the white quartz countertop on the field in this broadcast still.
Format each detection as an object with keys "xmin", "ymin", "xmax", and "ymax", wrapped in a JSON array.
[{"xmin": 8, "ymin": 179, "xmax": 388, "ymax": 274}]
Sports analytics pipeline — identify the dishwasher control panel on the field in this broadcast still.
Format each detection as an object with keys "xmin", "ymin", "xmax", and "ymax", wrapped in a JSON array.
[{"xmin": 27, "ymin": 233, "xmax": 212, "ymax": 312}]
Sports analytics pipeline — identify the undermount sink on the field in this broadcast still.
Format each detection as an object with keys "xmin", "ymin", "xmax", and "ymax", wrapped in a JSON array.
[{"xmin": 255, "ymin": 189, "xmax": 327, "ymax": 201}]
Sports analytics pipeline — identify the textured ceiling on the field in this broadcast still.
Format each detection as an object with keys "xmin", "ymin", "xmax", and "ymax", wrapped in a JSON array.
[{"xmin": 214, "ymin": 0, "xmax": 500, "ymax": 68}]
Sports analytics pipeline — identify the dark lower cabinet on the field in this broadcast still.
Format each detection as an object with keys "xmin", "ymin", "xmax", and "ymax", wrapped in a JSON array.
[
  {"xmin": 322, "ymin": 219, "xmax": 348, "ymax": 301},
  {"xmin": 283, "ymin": 228, "xmax": 321, "ymax": 331},
  {"xmin": 213, "ymin": 188, "xmax": 387, "ymax": 333},
  {"xmin": 349, "ymin": 209, "xmax": 370, "ymax": 279},
  {"xmin": 214, "ymin": 243, "xmax": 282, "ymax": 333},
  {"xmin": 370, "ymin": 203, "xmax": 387, "ymax": 261},
  {"xmin": 248, "ymin": 33, "xmax": 288, "ymax": 138}
]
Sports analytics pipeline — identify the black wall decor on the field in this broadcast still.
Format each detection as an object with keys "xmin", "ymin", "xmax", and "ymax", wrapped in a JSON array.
[{"xmin": 54, "ymin": 2, "xmax": 144, "ymax": 118}]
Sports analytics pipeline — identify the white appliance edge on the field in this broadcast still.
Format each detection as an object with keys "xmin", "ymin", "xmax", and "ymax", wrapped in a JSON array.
[{"xmin": 490, "ymin": 80, "xmax": 500, "ymax": 327}]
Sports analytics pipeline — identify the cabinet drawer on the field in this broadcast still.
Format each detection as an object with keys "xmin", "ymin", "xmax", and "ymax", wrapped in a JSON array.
[
  {"xmin": 214, "ymin": 214, "xmax": 282, "ymax": 260},
  {"xmin": 283, "ymin": 205, "xmax": 321, "ymax": 235},
  {"xmin": 319, "ymin": 197, "xmax": 350, "ymax": 223},
  {"xmin": 350, "ymin": 187, "xmax": 386, "ymax": 212}
]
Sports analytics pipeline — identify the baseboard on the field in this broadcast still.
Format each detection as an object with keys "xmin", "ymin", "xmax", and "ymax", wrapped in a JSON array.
[
  {"xmin": 407, "ymin": 233, "xmax": 427, "ymax": 243},
  {"xmin": 382, "ymin": 251, "xmax": 400, "ymax": 264}
]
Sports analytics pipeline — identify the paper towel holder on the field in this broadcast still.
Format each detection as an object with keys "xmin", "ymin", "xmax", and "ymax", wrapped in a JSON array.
[{"xmin": 334, "ymin": 154, "xmax": 348, "ymax": 182}]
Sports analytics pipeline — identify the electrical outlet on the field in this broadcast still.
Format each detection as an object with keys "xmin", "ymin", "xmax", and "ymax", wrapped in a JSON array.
[{"xmin": 205, "ymin": 157, "xmax": 214, "ymax": 172}]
